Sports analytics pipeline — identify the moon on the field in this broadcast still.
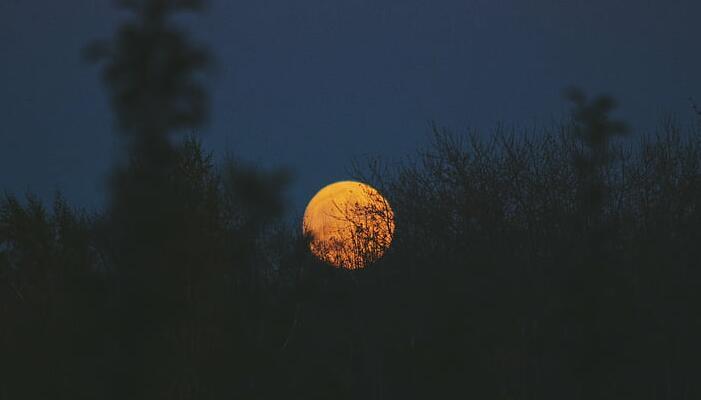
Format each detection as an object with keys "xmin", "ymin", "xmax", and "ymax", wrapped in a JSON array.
[{"xmin": 303, "ymin": 181, "xmax": 395, "ymax": 269}]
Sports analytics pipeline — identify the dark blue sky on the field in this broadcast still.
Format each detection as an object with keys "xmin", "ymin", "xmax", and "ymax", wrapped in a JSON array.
[{"xmin": 1, "ymin": 0, "xmax": 700, "ymax": 213}]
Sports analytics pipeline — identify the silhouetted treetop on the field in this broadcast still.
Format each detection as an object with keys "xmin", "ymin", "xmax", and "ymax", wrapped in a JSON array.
[
  {"xmin": 565, "ymin": 87, "xmax": 628, "ymax": 150},
  {"xmin": 86, "ymin": 0, "xmax": 208, "ymax": 140}
]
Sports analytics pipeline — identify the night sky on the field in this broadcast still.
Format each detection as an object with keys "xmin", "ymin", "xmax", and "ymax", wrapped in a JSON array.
[{"xmin": 2, "ymin": 0, "xmax": 700, "ymax": 213}]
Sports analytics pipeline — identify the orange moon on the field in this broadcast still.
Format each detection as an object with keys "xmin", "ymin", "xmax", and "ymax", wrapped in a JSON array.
[{"xmin": 303, "ymin": 181, "xmax": 395, "ymax": 269}]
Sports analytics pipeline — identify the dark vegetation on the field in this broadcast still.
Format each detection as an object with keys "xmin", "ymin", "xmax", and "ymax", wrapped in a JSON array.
[{"xmin": 1, "ymin": 1, "xmax": 700, "ymax": 399}]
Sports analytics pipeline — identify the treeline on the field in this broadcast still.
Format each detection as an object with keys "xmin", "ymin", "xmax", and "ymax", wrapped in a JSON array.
[
  {"xmin": 351, "ymin": 116, "xmax": 701, "ymax": 399},
  {"xmin": 3, "ymin": 109, "xmax": 700, "ymax": 400},
  {"xmin": 1, "ymin": 1, "xmax": 700, "ymax": 399}
]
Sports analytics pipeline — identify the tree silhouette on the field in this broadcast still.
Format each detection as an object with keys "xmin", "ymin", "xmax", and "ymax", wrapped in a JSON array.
[{"xmin": 85, "ymin": 1, "xmax": 288, "ymax": 398}]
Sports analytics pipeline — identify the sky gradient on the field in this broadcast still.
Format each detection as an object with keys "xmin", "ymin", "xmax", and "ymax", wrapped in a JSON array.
[{"xmin": 1, "ymin": 0, "xmax": 700, "ymax": 213}]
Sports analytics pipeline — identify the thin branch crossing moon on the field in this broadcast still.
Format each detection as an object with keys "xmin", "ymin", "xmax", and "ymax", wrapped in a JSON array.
[{"xmin": 303, "ymin": 181, "xmax": 395, "ymax": 269}]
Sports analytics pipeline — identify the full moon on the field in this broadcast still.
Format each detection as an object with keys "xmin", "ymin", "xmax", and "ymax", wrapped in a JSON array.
[{"xmin": 303, "ymin": 181, "xmax": 395, "ymax": 269}]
